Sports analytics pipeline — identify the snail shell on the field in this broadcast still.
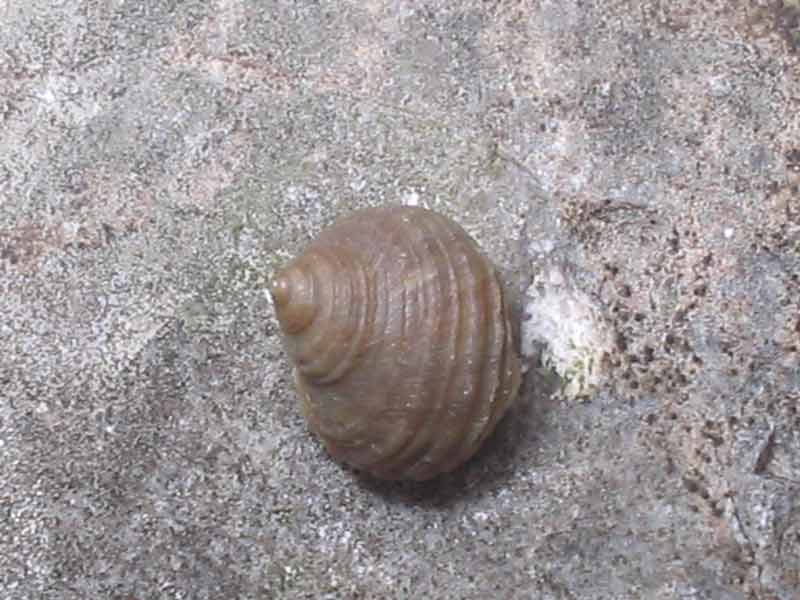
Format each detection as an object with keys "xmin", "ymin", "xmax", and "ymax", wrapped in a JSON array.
[{"xmin": 270, "ymin": 206, "xmax": 521, "ymax": 481}]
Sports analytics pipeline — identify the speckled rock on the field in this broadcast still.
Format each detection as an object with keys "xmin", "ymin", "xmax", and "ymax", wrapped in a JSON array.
[{"xmin": 1, "ymin": 1, "xmax": 798, "ymax": 599}]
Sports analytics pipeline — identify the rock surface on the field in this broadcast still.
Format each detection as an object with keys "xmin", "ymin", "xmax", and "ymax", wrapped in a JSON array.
[{"xmin": 1, "ymin": 1, "xmax": 798, "ymax": 599}]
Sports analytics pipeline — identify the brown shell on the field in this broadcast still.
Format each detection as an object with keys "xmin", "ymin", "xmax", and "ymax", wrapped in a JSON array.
[{"xmin": 269, "ymin": 206, "xmax": 521, "ymax": 481}]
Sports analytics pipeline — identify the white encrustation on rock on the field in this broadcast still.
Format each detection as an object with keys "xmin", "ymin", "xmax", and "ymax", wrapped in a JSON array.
[{"xmin": 520, "ymin": 264, "xmax": 614, "ymax": 400}]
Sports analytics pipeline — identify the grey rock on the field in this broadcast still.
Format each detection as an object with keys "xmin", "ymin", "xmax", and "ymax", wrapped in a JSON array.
[{"xmin": 1, "ymin": 1, "xmax": 798, "ymax": 599}]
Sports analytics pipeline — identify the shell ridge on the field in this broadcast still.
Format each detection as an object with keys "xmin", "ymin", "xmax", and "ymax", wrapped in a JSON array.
[
  {"xmin": 366, "ymin": 212, "xmax": 446, "ymax": 478},
  {"xmin": 416, "ymin": 217, "xmax": 487, "ymax": 477},
  {"xmin": 360, "ymin": 257, "xmax": 401, "ymax": 464},
  {"xmin": 490, "ymin": 274, "xmax": 521, "ymax": 431},
  {"xmin": 293, "ymin": 248, "xmax": 371, "ymax": 449},
  {"xmin": 305, "ymin": 247, "xmax": 354, "ymax": 379},
  {"xmin": 483, "ymin": 271, "xmax": 520, "ymax": 443},
  {"xmin": 316, "ymin": 254, "xmax": 372, "ymax": 385},
  {"xmin": 321, "ymin": 240, "xmax": 392, "ymax": 459},
  {"xmin": 401, "ymin": 213, "xmax": 463, "ymax": 479},
  {"xmin": 290, "ymin": 250, "xmax": 337, "ymax": 373},
  {"xmin": 445, "ymin": 254, "xmax": 501, "ymax": 472},
  {"xmin": 358, "ymin": 215, "xmax": 429, "ymax": 475}
]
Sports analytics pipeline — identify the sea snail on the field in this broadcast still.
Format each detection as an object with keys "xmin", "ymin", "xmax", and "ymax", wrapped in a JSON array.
[{"xmin": 269, "ymin": 206, "xmax": 521, "ymax": 481}]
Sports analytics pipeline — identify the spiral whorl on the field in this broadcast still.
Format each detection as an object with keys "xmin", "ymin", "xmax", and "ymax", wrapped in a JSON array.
[{"xmin": 270, "ymin": 206, "xmax": 521, "ymax": 481}]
